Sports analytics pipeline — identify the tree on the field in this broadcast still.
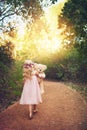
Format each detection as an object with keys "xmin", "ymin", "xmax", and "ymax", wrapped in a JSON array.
[
  {"xmin": 0, "ymin": 0, "xmax": 43, "ymax": 28},
  {"xmin": 58, "ymin": 0, "xmax": 87, "ymax": 82},
  {"xmin": 59, "ymin": 0, "xmax": 87, "ymax": 57},
  {"xmin": 0, "ymin": 0, "xmax": 58, "ymax": 21}
]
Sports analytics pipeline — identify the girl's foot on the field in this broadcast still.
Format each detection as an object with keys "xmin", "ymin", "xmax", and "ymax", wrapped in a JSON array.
[
  {"xmin": 29, "ymin": 113, "xmax": 33, "ymax": 120},
  {"xmin": 33, "ymin": 109, "xmax": 38, "ymax": 114},
  {"xmin": 33, "ymin": 105, "xmax": 38, "ymax": 114}
]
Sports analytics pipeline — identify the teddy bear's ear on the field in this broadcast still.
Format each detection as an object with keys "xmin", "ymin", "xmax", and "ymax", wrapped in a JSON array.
[{"xmin": 43, "ymin": 65, "xmax": 47, "ymax": 70}]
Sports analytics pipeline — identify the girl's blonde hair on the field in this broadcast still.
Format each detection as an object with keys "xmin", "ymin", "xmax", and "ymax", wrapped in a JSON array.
[
  {"xmin": 23, "ymin": 68, "xmax": 32, "ymax": 81},
  {"xmin": 23, "ymin": 61, "xmax": 34, "ymax": 82}
]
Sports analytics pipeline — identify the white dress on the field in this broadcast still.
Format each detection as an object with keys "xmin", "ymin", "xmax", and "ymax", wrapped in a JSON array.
[{"xmin": 20, "ymin": 75, "xmax": 42, "ymax": 104}]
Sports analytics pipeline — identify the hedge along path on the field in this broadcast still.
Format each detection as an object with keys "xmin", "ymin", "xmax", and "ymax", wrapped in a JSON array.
[{"xmin": 0, "ymin": 81, "xmax": 87, "ymax": 130}]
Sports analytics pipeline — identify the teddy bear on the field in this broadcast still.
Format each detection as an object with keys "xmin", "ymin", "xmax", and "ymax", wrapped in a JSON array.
[{"xmin": 34, "ymin": 63, "xmax": 47, "ymax": 94}]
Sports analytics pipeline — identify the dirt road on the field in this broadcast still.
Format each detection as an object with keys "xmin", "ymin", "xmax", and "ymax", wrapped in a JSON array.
[{"xmin": 0, "ymin": 81, "xmax": 87, "ymax": 130}]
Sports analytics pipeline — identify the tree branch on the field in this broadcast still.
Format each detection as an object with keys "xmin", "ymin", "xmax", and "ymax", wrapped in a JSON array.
[
  {"xmin": 2, "ymin": 5, "xmax": 13, "ymax": 16},
  {"xmin": 0, "ymin": 12, "xmax": 16, "ymax": 21}
]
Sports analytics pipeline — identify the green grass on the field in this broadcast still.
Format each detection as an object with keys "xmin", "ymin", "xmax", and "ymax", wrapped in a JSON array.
[{"xmin": 64, "ymin": 81, "xmax": 87, "ymax": 101}]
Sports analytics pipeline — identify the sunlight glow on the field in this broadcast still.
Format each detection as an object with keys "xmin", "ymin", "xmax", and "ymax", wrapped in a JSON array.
[
  {"xmin": 2, "ymin": 0, "xmax": 67, "ymax": 59},
  {"xmin": 17, "ymin": 23, "xmax": 25, "ymax": 38}
]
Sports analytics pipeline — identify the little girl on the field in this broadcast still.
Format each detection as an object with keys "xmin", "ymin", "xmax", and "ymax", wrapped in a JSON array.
[{"xmin": 20, "ymin": 60, "xmax": 42, "ymax": 120}]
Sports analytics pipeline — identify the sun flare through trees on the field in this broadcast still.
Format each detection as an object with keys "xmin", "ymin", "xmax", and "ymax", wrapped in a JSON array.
[{"xmin": 0, "ymin": 0, "xmax": 68, "ymax": 62}]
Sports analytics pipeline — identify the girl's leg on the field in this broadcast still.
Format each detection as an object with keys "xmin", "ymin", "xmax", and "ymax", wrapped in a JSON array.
[
  {"xmin": 29, "ymin": 105, "xmax": 33, "ymax": 119},
  {"xmin": 33, "ymin": 104, "xmax": 38, "ymax": 113}
]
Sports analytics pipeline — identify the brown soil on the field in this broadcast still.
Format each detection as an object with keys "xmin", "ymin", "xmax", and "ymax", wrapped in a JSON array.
[{"xmin": 0, "ymin": 81, "xmax": 87, "ymax": 130}]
